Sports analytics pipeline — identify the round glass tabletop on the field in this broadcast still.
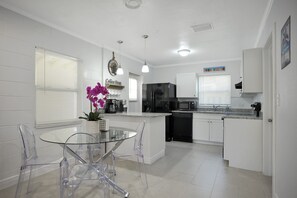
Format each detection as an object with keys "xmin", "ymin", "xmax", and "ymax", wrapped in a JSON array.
[{"xmin": 40, "ymin": 127, "xmax": 137, "ymax": 144}]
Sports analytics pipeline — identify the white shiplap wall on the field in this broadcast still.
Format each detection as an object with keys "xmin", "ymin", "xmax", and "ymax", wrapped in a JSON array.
[{"xmin": 0, "ymin": 6, "xmax": 104, "ymax": 189}]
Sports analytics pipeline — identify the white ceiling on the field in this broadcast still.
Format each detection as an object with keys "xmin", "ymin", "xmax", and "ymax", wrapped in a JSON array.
[{"xmin": 0, "ymin": 0, "xmax": 269, "ymax": 67}]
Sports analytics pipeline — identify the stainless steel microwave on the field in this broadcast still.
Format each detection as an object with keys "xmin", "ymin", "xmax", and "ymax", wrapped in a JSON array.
[{"xmin": 178, "ymin": 101, "xmax": 197, "ymax": 110}]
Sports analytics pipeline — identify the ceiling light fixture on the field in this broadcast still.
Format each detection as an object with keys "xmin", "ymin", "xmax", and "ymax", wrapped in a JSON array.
[
  {"xmin": 124, "ymin": 0, "xmax": 142, "ymax": 9},
  {"xmin": 117, "ymin": 40, "xmax": 124, "ymax": 75},
  {"xmin": 142, "ymin": 35, "xmax": 149, "ymax": 73},
  {"xmin": 178, "ymin": 49, "xmax": 191, "ymax": 57}
]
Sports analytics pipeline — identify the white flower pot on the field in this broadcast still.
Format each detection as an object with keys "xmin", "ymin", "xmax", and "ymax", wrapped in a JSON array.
[
  {"xmin": 99, "ymin": 119, "xmax": 109, "ymax": 131},
  {"xmin": 85, "ymin": 120, "xmax": 99, "ymax": 134}
]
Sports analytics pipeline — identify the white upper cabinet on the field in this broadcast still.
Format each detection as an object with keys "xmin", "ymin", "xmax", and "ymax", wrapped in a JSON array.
[
  {"xmin": 242, "ymin": 48, "xmax": 263, "ymax": 93},
  {"xmin": 176, "ymin": 73, "xmax": 198, "ymax": 98}
]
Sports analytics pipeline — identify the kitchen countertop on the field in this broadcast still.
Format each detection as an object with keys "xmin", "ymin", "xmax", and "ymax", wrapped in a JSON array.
[
  {"xmin": 221, "ymin": 114, "xmax": 263, "ymax": 120},
  {"xmin": 172, "ymin": 109, "xmax": 263, "ymax": 120},
  {"xmin": 103, "ymin": 112, "xmax": 171, "ymax": 117}
]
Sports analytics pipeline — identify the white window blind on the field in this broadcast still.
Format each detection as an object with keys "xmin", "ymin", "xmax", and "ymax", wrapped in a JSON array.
[
  {"xmin": 129, "ymin": 78, "xmax": 138, "ymax": 101},
  {"xmin": 35, "ymin": 48, "xmax": 78, "ymax": 124},
  {"xmin": 198, "ymin": 75, "xmax": 231, "ymax": 106}
]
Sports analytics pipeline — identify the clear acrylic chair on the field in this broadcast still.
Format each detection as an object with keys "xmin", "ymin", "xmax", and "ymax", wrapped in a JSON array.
[
  {"xmin": 60, "ymin": 132, "xmax": 109, "ymax": 198},
  {"xmin": 15, "ymin": 124, "xmax": 61, "ymax": 198},
  {"xmin": 111, "ymin": 121, "xmax": 148, "ymax": 187}
]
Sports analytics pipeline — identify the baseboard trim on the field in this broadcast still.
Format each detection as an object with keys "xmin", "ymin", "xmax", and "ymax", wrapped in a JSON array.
[
  {"xmin": 146, "ymin": 149, "xmax": 165, "ymax": 164},
  {"xmin": 0, "ymin": 160, "xmax": 61, "ymax": 191},
  {"xmin": 193, "ymin": 140, "xmax": 223, "ymax": 146}
]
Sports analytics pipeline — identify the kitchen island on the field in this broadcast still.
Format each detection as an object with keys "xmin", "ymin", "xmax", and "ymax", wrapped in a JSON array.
[{"xmin": 103, "ymin": 112, "xmax": 171, "ymax": 164}]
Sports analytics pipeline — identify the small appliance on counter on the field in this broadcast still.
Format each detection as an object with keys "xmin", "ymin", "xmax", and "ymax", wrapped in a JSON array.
[
  {"xmin": 251, "ymin": 102, "xmax": 261, "ymax": 117},
  {"xmin": 178, "ymin": 101, "xmax": 197, "ymax": 111},
  {"xmin": 105, "ymin": 99, "xmax": 124, "ymax": 113},
  {"xmin": 235, "ymin": 81, "xmax": 242, "ymax": 89}
]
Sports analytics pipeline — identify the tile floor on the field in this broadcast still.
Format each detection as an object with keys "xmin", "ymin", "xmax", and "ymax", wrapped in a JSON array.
[{"xmin": 0, "ymin": 142, "xmax": 272, "ymax": 198}]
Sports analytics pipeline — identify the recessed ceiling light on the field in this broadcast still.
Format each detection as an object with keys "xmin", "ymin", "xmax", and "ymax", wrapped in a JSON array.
[
  {"xmin": 178, "ymin": 49, "xmax": 191, "ymax": 57},
  {"xmin": 124, "ymin": 0, "xmax": 142, "ymax": 9}
]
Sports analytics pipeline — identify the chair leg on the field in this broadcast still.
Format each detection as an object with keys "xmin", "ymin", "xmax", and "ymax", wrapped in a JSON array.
[
  {"xmin": 15, "ymin": 166, "xmax": 25, "ymax": 198},
  {"xmin": 111, "ymin": 153, "xmax": 116, "ymax": 177},
  {"xmin": 103, "ymin": 181, "xmax": 110, "ymax": 198},
  {"xmin": 136, "ymin": 155, "xmax": 141, "ymax": 177},
  {"xmin": 26, "ymin": 166, "xmax": 33, "ymax": 194},
  {"xmin": 140, "ymin": 155, "xmax": 148, "ymax": 188}
]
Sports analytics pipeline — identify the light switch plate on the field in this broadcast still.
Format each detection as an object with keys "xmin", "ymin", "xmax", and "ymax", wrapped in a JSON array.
[{"xmin": 276, "ymin": 93, "xmax": 280, "ymax": 106}]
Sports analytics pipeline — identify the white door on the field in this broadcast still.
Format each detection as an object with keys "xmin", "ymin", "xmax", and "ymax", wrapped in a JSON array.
[
  {"xmin": 193, "ymin": 119, "xmax": 209, "ymax": 141},
  {"xmin": 263, "ymin": 34, "xmax": 274, "ymax": 176},
  {"xmin": 209, "ymin": 120, "xmax": 224, "ymax": 143}
]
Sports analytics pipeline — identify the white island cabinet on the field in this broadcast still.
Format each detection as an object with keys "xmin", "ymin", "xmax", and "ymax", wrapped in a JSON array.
[
  {"xmin": 103, "ymin": 112, "xmax": 170, "ymax": 164},
  {"xmin": 224, "ymin": 118, "xmax": 262, "ymax": 171}
]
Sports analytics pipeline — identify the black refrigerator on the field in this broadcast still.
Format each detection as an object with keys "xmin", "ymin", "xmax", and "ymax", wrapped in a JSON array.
[{"xmin": 142, "ymin": 83, "xmax": 177, "ymax": 141}]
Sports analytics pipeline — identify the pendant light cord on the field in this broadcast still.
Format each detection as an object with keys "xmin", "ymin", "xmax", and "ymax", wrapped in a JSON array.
[{"xmin": 143, "ymin": 35, "xmax": 148, "ymax": 64}]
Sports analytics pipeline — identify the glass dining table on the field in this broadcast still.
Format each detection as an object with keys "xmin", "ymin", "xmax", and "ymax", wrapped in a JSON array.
[{"xmin": 40, "ymin": 126, "xmax": 137, "ymax": 198}]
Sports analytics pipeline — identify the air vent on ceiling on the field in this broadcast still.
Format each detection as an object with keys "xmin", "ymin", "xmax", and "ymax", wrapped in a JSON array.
[{"xmin": 191, "ymin": 23, "xmax": 213, "ymax": 32}]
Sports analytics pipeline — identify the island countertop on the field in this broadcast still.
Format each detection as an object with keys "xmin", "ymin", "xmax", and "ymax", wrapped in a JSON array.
[{"xmin": 103, "ymin": 112, "xmax": 171, "ymax": 117}]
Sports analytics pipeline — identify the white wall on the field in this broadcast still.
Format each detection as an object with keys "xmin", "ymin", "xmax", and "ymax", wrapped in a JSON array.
[
  {"xmin": 151, "ymin": 60, "xmax": 254, "ymax": 108},
  {"xmin": 256, "ymin": 0, "xmax": 297, "ymax": 197},
  {"xmin": 0, "ymin": 6, "xmax": 151, "ymax": 189},
  {"xmin": 0, "ymin": 6, "xmax": 102, "ymax": 189},
  {"xmin": 102, "ymin": 48, "xmax": 153, "ymax": 112}
]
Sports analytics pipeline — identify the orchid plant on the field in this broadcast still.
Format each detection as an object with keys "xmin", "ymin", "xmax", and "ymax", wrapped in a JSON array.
[{"xmin": 79, "ymin": 82, "xmax": 109, "ymax": 121}]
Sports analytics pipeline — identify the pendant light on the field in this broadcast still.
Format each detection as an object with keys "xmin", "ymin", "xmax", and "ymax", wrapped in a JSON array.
[
  {"xmin": 142, "ymin": 35, "xmax": 149, "ymax": 73},
  {"xmin": 117, "ymin": 40, "xmax": 124, "ymax": 75}
]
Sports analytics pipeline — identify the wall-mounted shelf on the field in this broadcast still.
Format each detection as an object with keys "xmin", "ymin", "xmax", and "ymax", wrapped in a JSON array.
[
  {"xmin": 106, "ymin": 84, "xmax": 125, "ymax": 90},
  {"xmin": 105, "ymin": 79, "xmax": 125, "ymax": 90}
]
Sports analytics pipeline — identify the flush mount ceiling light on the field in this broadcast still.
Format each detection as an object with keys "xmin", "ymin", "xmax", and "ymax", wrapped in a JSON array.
[
  {"xmin": 142, "ymin": 35, "xmax": 149, "ymax": 73},
  {"xmin": 178, "ymin": 49, "xmax": 191, "ymax": 57},
  {"xmin": 124, "ymin": 0, "xmax": 142, "ymax": 9},
  {"xmin": 117, "ymin": 40, "xmax": 124, "ymax": 75}
]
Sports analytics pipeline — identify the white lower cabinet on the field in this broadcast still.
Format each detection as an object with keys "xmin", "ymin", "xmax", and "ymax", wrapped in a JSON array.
[
  {"xmin": 209, "ymin": 120, "xmax": 224, "ymax": 142},
  {"xmin": 193, "ymin": 119, "xmax": 209, "ymax": 141},
  {"xmin": 224, "ymin": 118, "xmax": 262, "ymax": 171},
  {"xmin": 193, "ymin": 113, "xmax": 223, "ymax": 144}
]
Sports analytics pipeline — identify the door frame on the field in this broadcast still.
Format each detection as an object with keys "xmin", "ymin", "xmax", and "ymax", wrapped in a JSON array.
[{"xmin": 263, "ymin": 23, "xmax": 277, "ymax": 194}]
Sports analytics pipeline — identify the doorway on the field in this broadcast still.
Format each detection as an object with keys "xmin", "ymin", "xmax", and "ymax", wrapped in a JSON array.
[
  {"xmin": 263, "ymin": 34, "xmax": 273, "ymax": 176},
  {"xmin": 263, "ymin": 24, "xmax": 277, "ymax": 197}
]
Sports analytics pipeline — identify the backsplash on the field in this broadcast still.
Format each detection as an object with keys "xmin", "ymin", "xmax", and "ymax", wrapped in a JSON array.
[{"xmin": 178, "ymin": 97, "xmax": 253, "ymax": 109}]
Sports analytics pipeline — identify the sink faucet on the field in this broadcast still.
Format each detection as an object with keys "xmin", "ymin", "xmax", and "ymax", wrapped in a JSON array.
[
  {"xmin": 213, "ymin": 105, "xmax": 220, "ymax": 111},
  {"xmin": 225, "ymin": 106, "xmax": 231, "ymax": 112}
]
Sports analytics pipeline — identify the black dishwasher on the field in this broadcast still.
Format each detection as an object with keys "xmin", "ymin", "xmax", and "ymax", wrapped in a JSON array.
[{"xmin": 172, "ymin": 112, "xmax": 193, "ymax": 143}]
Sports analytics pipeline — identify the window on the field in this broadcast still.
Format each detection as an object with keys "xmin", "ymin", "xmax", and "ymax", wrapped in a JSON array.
[
  {"xmin": 35, "ymin": 48, "xmax": 78, "ymax": 125},
  {"xmin": 129, "ymin": 77, "xmax": 138, "ymax": 101},
  {"xmin": 198, "ymin": 75, "xmax": 231, "ymax": 106}
]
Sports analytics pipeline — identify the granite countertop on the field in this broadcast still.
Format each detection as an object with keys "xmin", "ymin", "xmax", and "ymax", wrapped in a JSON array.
[
  {"xmin": 222, "ymin": 114, "xmax": 263, "ymax": 120},
  {"xmin": 103, "ymin": 112, "xmax": 171, "ymax": 117},
  {"xmin": 172, "ymin": 108, "xmax": 263, "ymax": 120}
]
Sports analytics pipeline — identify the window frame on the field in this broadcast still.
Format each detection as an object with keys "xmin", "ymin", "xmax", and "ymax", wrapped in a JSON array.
[
  {"xmin": 35, "ymin": 48, "xmax": 80, "ymax": 128},
  {"xmin": 129, "ymin": 77, "xmax": 138, "ymax": 102},
  {"xmin": 198, "ymin": 74, "xmax": 231, "ymax": 106}
]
